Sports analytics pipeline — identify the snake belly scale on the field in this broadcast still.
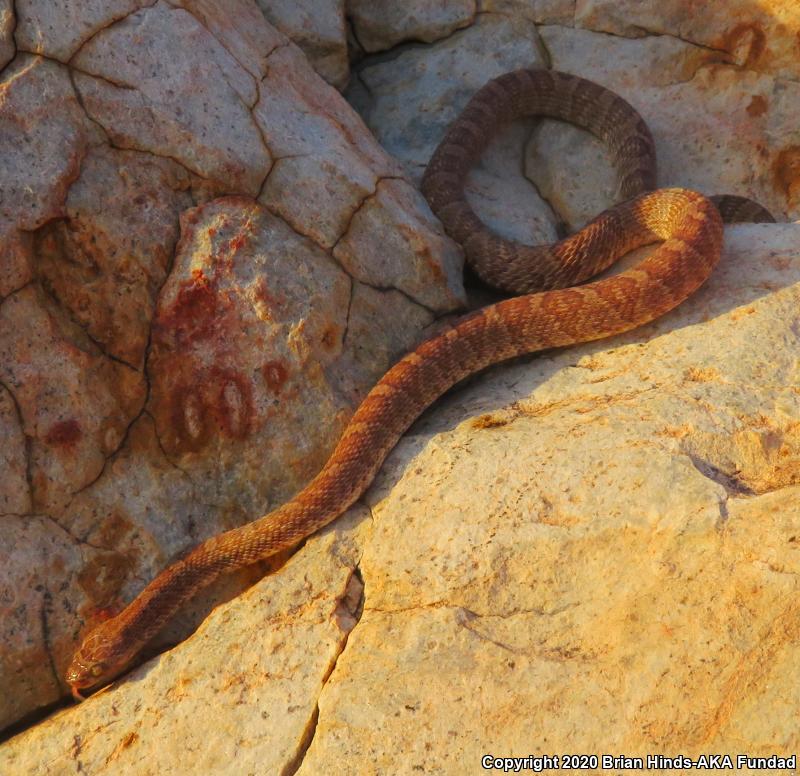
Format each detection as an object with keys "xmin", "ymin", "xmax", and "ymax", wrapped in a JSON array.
[{"xmin": 66, "ymin": 68, "xmax": 770, "ymax": 698}]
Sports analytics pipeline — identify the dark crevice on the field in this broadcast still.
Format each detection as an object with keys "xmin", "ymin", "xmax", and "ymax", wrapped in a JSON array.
[
  {"xmin": 282, "ymin": 707, "xmax": 319, "ymax": 776},
  {"xmin": 283, "ymin": 565, "xmax": 364, "ymax": 775},
  {"xmin": 684, "ymin": 453, "xmax": 755, "ymax": 497},
  {"xmin": 37, "ymin": 585, "xmax": 62, "ymax": 691},
  {"xmin": 341, "ymin": 275, "xmax": 355, "ymax": 348},
  {"xmin": 344, "ymin": 14, "xmax": 366, "ymax": 66}
]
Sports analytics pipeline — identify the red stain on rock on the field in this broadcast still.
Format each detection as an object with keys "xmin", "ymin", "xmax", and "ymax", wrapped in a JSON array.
[
  {"xmin": 723, "ymin": 23, "xmax": 766, "ymax": 68},
  {"xmin": 45, "ymin": 419, "xmax": 82, "ymax": 446},
  {"xmin": 155, "ymin": 268, "xmax": 222, "ymax": 347},
  {"xmin": 746, "ymin": 95, "xmax": 768, "ymax": 117},
  {"xmin": 773, "ymin": 146, "xmax": 800, "ymax": 204},
  {"xmin": 228, "ymin": 234, "xmax": 246, "ymax": 252},
  {"xmin": 262, "ymin": 360, "xmax": 289, "ymax": 393},
  {"xmin": 320, "ymin": 324, "xmax": 340, "ymax": 350},
  {"xmin": 212, "ymin": 367, "xmax": 253, "ymax": 439},
  {"xmin": 169, "ymin": 382, "xmax": 211, "ymax": 453},
  {"xmin": 165, "ymin": 368, "xmax": 256, "ymax": 453}
]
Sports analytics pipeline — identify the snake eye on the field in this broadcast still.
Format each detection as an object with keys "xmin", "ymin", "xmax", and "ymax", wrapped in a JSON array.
[{"xmin": 90, "ymin": 664, "xmax": 105, "ymax": 677}]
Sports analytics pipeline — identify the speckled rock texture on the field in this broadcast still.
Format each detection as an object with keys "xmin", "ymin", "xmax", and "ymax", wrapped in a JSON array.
[
  {"xmin": 0, "ymin": 0, "xmax": 462, "ymax": 732},
  {"xmin": 1, "ymin": 0, "xmax": 799, "ymax": 773}
]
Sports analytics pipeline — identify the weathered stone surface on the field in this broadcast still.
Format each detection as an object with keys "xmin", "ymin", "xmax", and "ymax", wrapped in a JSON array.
[
  {"xmin": 254, "ymin": 44, "xmax": 464, "ymax": 311},
  {"xmin": 0, "ymin": 0, "xmax": 14, "ymax": 69},
  {"xmin": 0, "ymin": 387, "xmax": 29, "ymax": 514},
  {"xmin": 147, "ymin": 197, "xmax": 353, "ymax": 519},
  {"xmin": 478, "ymin": 0, "xmax": 573, "ymax": 23},
  {"xmin": 348, "ymin": 0, "xmax": 476, "ymax": 52},
  {"xmin": 300, "ymin": 225, "xmax": 800, "ymax": 768},
  {"xmin": 72, "ymin": 1, "xmax": 270, "ymax": 195},
  {"xmin": 0, "ymin": 1, "xmax": 463, "ymax": 730},
  {"xmin": 172, "ymin": 0, "xmax": 285, "ymax": 81},
  {"xmin": 348, "ymin": 13, "xmax": 545, "ymax": 175},
  {"xmin": 575, "ymin": 0, "xmax": 800, "ymax": 81},
  {"xmin": 536, "ymin": 24, "xmax": 800, "ymax": 223},
  {"xmin": 333, "ymin": 178, "xmax": 465, "ymax": 311},
  {"xmin": 0, "ymin": 516, "xmax": 88, "ymax": 732},
  {"xmin": 0, "ymin": 286, "xmax": 146, "ymax": 515},
  {"xmin": 339, "ymin": 281, "xmax": 434, "ymax": 402},
  {"xmin": 257, "ymin": 0, "xmax": 349, "ymax": 89},
  {"xmin": 15, "ymin": 0, "xmax": 151, "ymax": 62},
  {"xmin": 2, "ymin": 226, "xmax": 798, "ymax": 772},
  {"xmin": 0, "ymin": 55, "xmax": 93, "ymax": 297},
  {"xmin": 36, "ymin": 145, "xmax": 193, "ymax": 368},
  {"xmin": 0, "ymin": 507, "xmax": 369, "ymax": 775}
]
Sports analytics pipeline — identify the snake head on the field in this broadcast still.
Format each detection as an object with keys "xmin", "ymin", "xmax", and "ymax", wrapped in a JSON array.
[{"xmin": 65, "ymin": 619, "xmax": 124, "ymax": 701}]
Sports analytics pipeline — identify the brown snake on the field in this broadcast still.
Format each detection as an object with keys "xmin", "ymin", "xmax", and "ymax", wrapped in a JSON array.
[{"xmin": 66, "ymin": 69, "xmax": 773, "ymax": 699}]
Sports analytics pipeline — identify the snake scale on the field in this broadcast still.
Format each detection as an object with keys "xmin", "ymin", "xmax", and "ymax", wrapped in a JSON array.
[{"xmin": 66, "ymin": 69, "xmax": 773, "ymax": 698}]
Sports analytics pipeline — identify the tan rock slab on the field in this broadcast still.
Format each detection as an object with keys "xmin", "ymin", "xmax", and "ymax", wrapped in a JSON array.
[{"xmin": 301, "ymin": 224, "xmax": 800, "ymax": 770}]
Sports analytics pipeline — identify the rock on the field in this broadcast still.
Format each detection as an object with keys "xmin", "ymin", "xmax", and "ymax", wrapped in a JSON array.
[
  {"xmin": 0, "ymin": 286, "xmax": 147, "ymax": 516},
  {"xmin": 332, "ymin": 177, "xmax": 465, "ymax": 310},
  {"xmin": 348, "ymin": 0, "xmax": 476, "ymax": 52},
  {"xmin": 36, "ymin": 145, "xmax": 193, "ymax": 368},
  {"xmin": 301, "ymin": 225, "xmax": 800, "ymax": 767},
  {"xmin": 348, "ymin": 13, "xmax": 545, "ymax": 175},
  {"xmin": 15, "ymin": 0, "xmax": 150, "ymax": 61},
  {"xmin": 3, "ymin": 0, "xmax": 800, "ymax": 764},
  {"xmin": 575, "ymin": 0, "xmax": 800, "ymax": 81},
  {"xmin": 0, "ymin": 55, "xmax": 95, "ymax": 297},
  {"xmin": 2, "ymin": 225, "xmax": 798, "ymax": 771},
  {"xmin": 477, "ymin": 0, "xmax": 574, "ymax": 23},
  {"xmin": 0, "ymin": 507, "xmax": 370, "ymax": 774},
  {"xmin": 71, "ymin": 2, "xmax": 270, "ymax": 195},
  {"xmin": 0, "ymin": 0, "xmax": 463, "ymax": 730},
  {"xmin": 533, "ymin": 24, "xmax": 800, "ymax": 225},
  {"xmin": 256, "ymin": 0, "xmax": 349, "ymax": 89},
  {"xmin": 0, "ymin": 0, "xmax": 13, "ymax": 69}
]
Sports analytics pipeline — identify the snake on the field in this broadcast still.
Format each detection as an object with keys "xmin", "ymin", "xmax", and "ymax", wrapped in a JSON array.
[{"xmin": 65, "ymin": 69, "xmax": 774, "ymax": 699}]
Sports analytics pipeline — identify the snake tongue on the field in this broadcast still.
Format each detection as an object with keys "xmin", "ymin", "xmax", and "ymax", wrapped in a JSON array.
[{"xmin": 71, "ymin": 685, "xmax": 86, "ymax": 702}]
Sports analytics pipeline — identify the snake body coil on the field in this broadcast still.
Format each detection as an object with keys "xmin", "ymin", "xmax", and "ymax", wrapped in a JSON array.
[{"xmin": 67, "ymin": 69, "xmax": 771, "ymax": 698}]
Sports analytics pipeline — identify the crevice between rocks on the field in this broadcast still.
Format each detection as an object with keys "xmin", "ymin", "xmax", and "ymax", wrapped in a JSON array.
[
  {"xmin": 37, "ymin": 584, "xmax": 61, "ymax": 691},
  {"xmin": 282, "ymin": 566, "xmax": 365, "ymax": 776},
  {"xmin": 684, "ymin": 452, "xmax": 756, "ymax": 498}
]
